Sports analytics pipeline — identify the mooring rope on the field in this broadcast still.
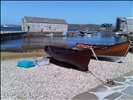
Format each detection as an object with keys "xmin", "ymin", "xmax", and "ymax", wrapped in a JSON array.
[
  {"xmin": 112, "ymin": 65, "xmax": 121, "ymax": 80},
  {"xmin": 47, "ymin": 45, "xmax": 51, "ymax": 51},
  {"xmin": 112, "ymin": 41, "xmax": 131, "ymax": 80},
  {"xmin": 87, "ymin": 48, "xmax": 107, "ymax": 83},
  {"xmin": 90, "ymin": 48, "xmax": 104, "ymax": 71},
  {"xmin": 89, "ymin": 47, "xmax": 117, "ymax": 85},
  {"xmin": 86, "ymin": 70, "xmax": 104, "ymax": 84}
]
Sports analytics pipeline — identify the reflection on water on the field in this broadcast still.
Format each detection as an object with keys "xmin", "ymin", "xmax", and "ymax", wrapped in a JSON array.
[
  {"xmin": 24, "ymin": 36, "xmax": 67, "ymax": 46},
  {"xmin": 1, "ymin": 31, "xmax": 127, "ymax": 51},
  {"xmin": 1, "ymin": 39, "xmax": 23, "ymax": 50},
  {"xmin": 67, "ymin": 32, "xmax": 127, "ymax": 46}
]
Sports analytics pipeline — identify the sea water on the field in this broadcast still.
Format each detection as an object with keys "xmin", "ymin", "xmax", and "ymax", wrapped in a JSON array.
[{"xmin": 1, "ymin": 27, "xmax": 127, "ymax": 51}]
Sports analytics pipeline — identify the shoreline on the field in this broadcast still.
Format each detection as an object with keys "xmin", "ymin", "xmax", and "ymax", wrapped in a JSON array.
[
  {"xmin": 1, "ymin": 51, "xmax": 133, "ymax": 99},
  {"xmin": 1, "ymin": 49, "xmax": 46, "ymax": 60}
]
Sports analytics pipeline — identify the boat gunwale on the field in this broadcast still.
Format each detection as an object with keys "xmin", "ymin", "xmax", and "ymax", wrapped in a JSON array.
[
  {"xmin": 76, "ymin": 40, "xmax": 131, "ymax": 47},
  {"xmin": 44, "ymin": 45, "xmax": 91, "ymax": 54}
]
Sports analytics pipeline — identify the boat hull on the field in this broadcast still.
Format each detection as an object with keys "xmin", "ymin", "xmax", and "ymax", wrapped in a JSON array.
[
  {"xmin": 93, "ymin": 55, "xmax": 125, "ymax": 63},
  {"xmin": 77, "ymin": 41, "xmax": 131, "ymax": 62},
  {"xmin": 44, "ymin": 46, "xmax": 92, "ymax": 71}
]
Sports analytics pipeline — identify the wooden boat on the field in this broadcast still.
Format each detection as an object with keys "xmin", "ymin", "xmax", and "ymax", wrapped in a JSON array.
[
  {"xmin": 76, "ymin": 41, "xmax": 131, "ymax": 62},
  {"xmin": 44, "ymin": 45, "xmax": 92, "ymax": 71}
]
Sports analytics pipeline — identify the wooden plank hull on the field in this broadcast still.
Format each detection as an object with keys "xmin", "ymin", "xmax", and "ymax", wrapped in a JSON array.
[
  {"xmin": 76, "ymin": 41, "xmax": 131, "ymax": 62},
  {"xmin": 44, "ymin": 46, "xmax": 92, "ymax": 71}
]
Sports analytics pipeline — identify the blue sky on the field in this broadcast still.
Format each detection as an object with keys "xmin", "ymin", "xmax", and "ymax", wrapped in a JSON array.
[{"xmin": 1, "ymin": 1, "xmax": 133, "ymax": 25}]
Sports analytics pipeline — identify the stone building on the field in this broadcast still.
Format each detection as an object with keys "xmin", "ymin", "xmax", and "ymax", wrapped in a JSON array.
[
  {"xmin": 21, "ymin": 16, "xmax": 68, "ymax": 32},
  {"xmin": 115, "ymin": 17, "xmax": 133, "ymax": 33}
]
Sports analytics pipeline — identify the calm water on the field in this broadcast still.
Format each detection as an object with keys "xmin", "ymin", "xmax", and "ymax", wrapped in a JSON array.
[
  {"xmin": 0, "ymin": 27, "xmax": 77, "ymax": 32},
  {"xmin": 1, "ymin": 31, "xmax": 127, "ymax": 51},
  {"xmin": 1, "ymin": 27, "xmax": 22, "ymax": 31}
]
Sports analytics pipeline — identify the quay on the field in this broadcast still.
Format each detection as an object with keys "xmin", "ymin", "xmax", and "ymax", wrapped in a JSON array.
[
  {"xmin": 1, "ymin": 31, "xmax": 23, "ymax": 34},
  {"xmin": 0, "ymin": 31, "xmax": 77, "ymax": 41},
  {"xmin": 1, "ymin": 31, "xmax": 26, "ymax": 41},
  {"xmin": 73, "ymin": 71, "xmax": 133, "ymax": 99}
]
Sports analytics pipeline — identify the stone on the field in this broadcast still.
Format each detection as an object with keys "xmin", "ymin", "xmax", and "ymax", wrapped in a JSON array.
[
  {"xmin": 117, "ymin": 94, "xmax": 133, "ymax": 100},
  {"xmin": 103, "ymin": 82, "xmax": 124, "ymax": 88},
  {"xmin": 104, "ymin": 92, "xmax": 122, "ymax": 100},
  {"xmin": 72, "ymin": 91, "xmax": 99, "ymax": 100},
  {"xmin": 89, "ymin": 85, "xmax": 107, "ymax": 92},
  {"xmin": 131, "ymin": 79, "xmax": 133, "ymax": 82},
  {"xmin": 121, "ymin": 86, "xmax": 133, "ymax": 95},
  {"xmin": 114, "ymin": 77, "xmax": 126, "ymax": 82}
]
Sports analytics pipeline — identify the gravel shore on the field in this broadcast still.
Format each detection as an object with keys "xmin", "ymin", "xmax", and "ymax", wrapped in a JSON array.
[{"xmin": 1, "ymin": 52, "xmax": 133, "ymax": 99}]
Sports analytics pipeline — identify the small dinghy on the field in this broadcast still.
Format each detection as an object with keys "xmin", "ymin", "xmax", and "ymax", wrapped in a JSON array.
[
  {"xmin": 76, "ymin": 41, "xmax": 131, "ymax": 62},
  {"xmin": 44, "ymin": 45, "xmax": 92, "ymax": 71}
]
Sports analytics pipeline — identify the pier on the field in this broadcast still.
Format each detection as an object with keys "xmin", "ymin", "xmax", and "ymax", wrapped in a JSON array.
[{"xmin": 1, "ymin": 31, "xmax": 26, "ymax": 41}]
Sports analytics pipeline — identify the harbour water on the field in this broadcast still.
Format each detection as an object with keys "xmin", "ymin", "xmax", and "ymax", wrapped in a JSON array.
[
  {"xmin": 1, "ymin": 27, "xmax": 22, "ymax": 31},
  {"xmin": 1, "ymin": 27, "xmax": 127, "ymax": 51}
]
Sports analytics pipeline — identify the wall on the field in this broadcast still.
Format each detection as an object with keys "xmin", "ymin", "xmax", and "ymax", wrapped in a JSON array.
[
  {"xmin": 26, "ymin": 23, "xmax": 68, "ymax": 32},
  {"xmin": 115, "ymin": 18, "xmax": 133, "ymax": 33},
  {"xmin": 126, "ymin": 18, "xmax": 133, "ymax": 33},
  {"xmin": 22, "ymin": 19, "xmax": 68, "ymax": 33}
]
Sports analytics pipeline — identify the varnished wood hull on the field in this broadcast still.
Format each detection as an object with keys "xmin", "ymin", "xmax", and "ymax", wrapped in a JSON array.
[
  {"xmin": 44, "ymin": 46, "xmax": 92, "ymax": 71},
  {"xmin": 77, "ymin": 41, "xmax": 131, "ymax": 62}
]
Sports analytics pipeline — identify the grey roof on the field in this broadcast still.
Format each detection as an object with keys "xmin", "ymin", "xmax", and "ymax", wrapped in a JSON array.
[{"xmin": 24, "ymin": 16, "xmax": 67, "ymax": 24}]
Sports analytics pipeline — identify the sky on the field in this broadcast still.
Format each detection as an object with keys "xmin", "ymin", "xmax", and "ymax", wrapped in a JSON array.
[{"xmin": 1, "ymin": 1, "xmax": 133, "ymax": 25}]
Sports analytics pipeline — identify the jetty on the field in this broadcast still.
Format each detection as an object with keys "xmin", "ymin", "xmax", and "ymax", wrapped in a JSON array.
[{"xmin": 1, "ymin": 31, "xmax": 26, "ymax": 41}]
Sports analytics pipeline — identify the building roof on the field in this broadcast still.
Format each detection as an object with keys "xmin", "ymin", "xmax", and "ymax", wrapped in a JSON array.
[{"xmin": 24, "ymin": 16, "xmax": 67, "ymax": 24}]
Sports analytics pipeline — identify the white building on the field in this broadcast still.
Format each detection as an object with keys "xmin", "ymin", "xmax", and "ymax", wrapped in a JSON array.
[
  {"xmin": 116, "ymin": 17, "xmax": 133, "ymax": 33},
  {"xmin": 21, "ymin": 16, "xmax": 68, "ymax": 32}
]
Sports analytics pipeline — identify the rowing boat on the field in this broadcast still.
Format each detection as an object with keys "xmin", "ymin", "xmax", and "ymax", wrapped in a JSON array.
[
  {"xmin": 76, "ymin": 41, "xmax": 131, "ymax": 62},
  {"xmin": 44, "ymin": 45, "xmax": 92, "ymax": 71}
]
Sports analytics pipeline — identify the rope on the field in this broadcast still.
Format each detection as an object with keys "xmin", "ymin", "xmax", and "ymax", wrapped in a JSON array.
[
  {"xmin": 48, "ymin": 45, "xmax": 51, "ymax": 51},
  {"xmin": 112, "ymin": 41, "xmax": 131, "ymax": 80},
  {"xmin": 86, "ymin": 70, "xmax": 104, "ymax": 84},
  {"xmin": 112, "ymin": 65, "xmax": 121, "ymax": 80},
  {"xmin": 90, "ymin": 48, "xmax": 104, "ymax": 71},
  {"xmin": 88, "ymin": 48, "xmax": 107, "ymax": 83}
]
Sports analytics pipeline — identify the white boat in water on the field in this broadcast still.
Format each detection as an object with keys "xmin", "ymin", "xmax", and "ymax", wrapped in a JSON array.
[{"xmin": 45, "ymin": 33, "xmax": 53, "ymax": 36}]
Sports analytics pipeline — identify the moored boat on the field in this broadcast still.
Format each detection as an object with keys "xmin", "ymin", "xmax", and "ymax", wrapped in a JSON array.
[
  {"xmin": 76, "ymin": 41, "xmax": 131, "ymax": 62},
  {"xmin": 61, "ymin": 32, "xmax": 68, "ymax": 37},
  {"xmin": 78, "ymin": 30, "xmax": 92, "ymax": 36},
  {"xmin": 44, "ymin": 45, "xmax": 92, "ymax": 71},
  {"xmin": 45, "ymin": 33, "xmax": 53, "ymax": 36}
]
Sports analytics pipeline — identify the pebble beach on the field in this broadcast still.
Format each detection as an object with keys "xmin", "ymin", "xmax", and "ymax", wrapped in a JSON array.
[{"xmin": 1, "ymin": 51, "xmax": 133, "ymax": 99}]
